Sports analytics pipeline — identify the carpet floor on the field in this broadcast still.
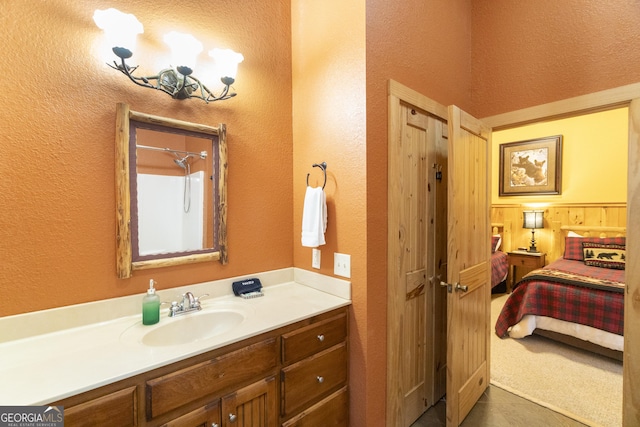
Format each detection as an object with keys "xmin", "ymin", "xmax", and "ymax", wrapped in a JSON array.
[{"xmin": 490, "ymin": 294, "xmax": 623, "ymax": 427}]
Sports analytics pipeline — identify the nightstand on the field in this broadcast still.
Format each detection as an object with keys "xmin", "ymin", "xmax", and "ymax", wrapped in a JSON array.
[{"xmin": 507, "ymin": 251, "xmax": 546, "ymax": 293}]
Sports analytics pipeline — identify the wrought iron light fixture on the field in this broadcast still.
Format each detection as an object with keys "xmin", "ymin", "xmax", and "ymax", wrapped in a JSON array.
[
  {"xmin": 522, "ymin": 210, "xmax": 544, "ymax": 253},
  {"xmin": 93, "ymin": 8, "xmax": 244, "ymax": 103}
]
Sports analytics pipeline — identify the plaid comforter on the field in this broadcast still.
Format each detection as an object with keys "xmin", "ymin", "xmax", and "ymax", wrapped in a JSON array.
[
  {"xmin": 491, "ymin": 250, "xmax": 509, "ymax": 288},
  {"xmin": 495, "ymin": 258, "xmax": 624, "ymax": 337}
]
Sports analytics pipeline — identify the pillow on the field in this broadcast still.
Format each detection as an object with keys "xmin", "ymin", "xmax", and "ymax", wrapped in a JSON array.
[
  {"xmin": 582, "ymin": 242, "xmax": 626, "ymax": 270},
  {"xmin": 564, "ymin": 236, "xmax": 626, "ymax": 261},
  {"xmin": 567, "ymin": 231, "xmax": 583, "ymax": 237},
  {"xmin": 491, "ymin": 235, "xmax": 502, "ymax": 253}
]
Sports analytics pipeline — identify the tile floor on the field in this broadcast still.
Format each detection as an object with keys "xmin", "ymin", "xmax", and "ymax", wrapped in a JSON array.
[{"xmin": 410, "ymin": 385, "xmax": 587, "ymax": 427}]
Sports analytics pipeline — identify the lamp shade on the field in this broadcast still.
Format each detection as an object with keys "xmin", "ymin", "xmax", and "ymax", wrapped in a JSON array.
[
  {"xmin": 523, "ymin": 210, "xmax": 544, "ymax": 229},
  {"xmin": 164, "ymin": 31, "xmax": 203, "ymax": 71},
  {"xmin": 209, "ymin": 48, "xmax": 244, "ymax": 81},
  {"xmin": 93, "ymin": 8, "xmax": 143, "ymax": 52}
]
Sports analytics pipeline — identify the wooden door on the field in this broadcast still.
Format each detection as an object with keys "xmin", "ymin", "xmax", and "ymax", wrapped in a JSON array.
[
  {"xmin": 161, "ymin": 400, "xmax": 221, "ymax": 427},
  {"xmin": 220, "ymin": 377, "xmax": 277, "ymax": 427},
  {"xmin": 625, "ymin": 98, "xmax": 640, "ymax": 425},
  {"xmin": 388, "ymin": 81, "xmax": 449, "ymax": 427},
  {"xmin": 445, "ymin": 105, "xmax": 492, "ymax": 426}
]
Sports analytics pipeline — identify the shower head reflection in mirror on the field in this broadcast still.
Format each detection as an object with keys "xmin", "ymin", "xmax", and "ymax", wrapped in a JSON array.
[
  {"xmin": 172, "ymin": 152, "xmax": 208, "ymax": 213},
  {"xmin": 115, "ymin": 103, "xmax": 228, "ymax": 279},
  {"xmin": 137, "ymin": 146, "xmax": 208, "ymax": 213}
]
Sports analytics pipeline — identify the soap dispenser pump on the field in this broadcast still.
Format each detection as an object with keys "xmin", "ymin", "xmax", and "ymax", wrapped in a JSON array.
[{"xmin": 142, "ymin": 279, "xmax": 160, "ymax": 325}]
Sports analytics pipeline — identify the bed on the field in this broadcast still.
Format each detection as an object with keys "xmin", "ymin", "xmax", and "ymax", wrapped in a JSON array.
[
  {"xmin": 491, "ymin": 224, "xmax": 509, "ymax": 290},
  {"xmin": 494, "ymin": 226, "xmax": 625, "ymax": 359}
]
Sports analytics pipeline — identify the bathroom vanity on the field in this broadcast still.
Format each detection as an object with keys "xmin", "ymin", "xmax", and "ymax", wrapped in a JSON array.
[
  {"xmin": 0, "ymin": 269, "xmax": 351, "ymax": 427},
  {"xmin": 55, "ymin": 307, "xmax": 348, "ymax": 426}
]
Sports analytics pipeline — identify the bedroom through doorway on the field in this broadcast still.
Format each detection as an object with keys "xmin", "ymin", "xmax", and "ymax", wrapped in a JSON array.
[{"xmin": 487, "ymin": 106, "xmax": 628, "ymax": 427}]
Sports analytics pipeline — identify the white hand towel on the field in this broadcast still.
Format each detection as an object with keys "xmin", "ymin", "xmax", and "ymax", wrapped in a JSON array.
[{"xmin": 301, "ymin": 186, "xmax": 327, "ymax": 247}]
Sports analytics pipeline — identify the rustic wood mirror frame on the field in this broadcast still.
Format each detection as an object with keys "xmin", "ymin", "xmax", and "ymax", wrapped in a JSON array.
[{"xmin": 115, "ymin": 103, "xmax": 228, "ymax": 279}]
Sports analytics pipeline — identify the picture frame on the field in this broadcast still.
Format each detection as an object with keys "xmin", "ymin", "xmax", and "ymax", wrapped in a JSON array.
[{"xmin": 499, "ymin": 135, "xmax": 562, "ymax": 196}]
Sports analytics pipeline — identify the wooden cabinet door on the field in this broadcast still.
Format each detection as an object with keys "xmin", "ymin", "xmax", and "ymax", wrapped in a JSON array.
[
  {"xmin": 160, "ymin": 400, "xmax": 221, "ymax": 427},
  {"xmin": 221, "ymin": 377, "xmax": 277, "ymax": 427},
  {"xmin": 446, "ymin": 105, "xmax": 492, "ymax": 426}
]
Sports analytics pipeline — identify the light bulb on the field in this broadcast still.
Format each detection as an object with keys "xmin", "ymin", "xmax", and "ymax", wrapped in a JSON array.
[
  {"xmin": 209, "ymin": 48, "xmax": 244, "ymax": 83},
  {"xmin": 164, "ymin": 31, "xmax": 203, "ymax": 73},
  {"xmin": 93, "ymin": 8, "xmax": 143, "ymax": 54}
]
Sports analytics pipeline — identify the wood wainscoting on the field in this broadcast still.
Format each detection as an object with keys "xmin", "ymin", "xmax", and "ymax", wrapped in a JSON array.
[{"xmin": 491, "ymin": 203, "xmax": 627, "ymax": 264}]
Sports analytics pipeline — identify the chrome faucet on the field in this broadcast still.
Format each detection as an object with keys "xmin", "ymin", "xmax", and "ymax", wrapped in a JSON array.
[
  {"xmin": 169, "ymin": 292, "xmax": 209, "ymax": 317},
  {"xmin": 183, "ymin": 292, "xmax": 196, "ymax": 310}
]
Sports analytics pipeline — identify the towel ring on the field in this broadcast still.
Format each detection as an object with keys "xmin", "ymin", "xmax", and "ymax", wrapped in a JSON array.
[{"xmin": 306, "ymin": 162, "xmax": 327, "ymax": 189}]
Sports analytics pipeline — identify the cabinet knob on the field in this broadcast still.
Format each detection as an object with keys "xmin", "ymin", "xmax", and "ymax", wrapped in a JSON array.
[
  {"xmin": 229, "ymin": 413, "xmax": 237, "ymax": 423},
  {"xmin": 212, "ymin": 424, "xmax": 219, "ymax": 427},
  {"xmin": 317, "ymin": 376, "xmax": 324, "ymax": 384},
  {"xmin": 317, "ymin": 334, "xmax": 325, "ymax": 342}
]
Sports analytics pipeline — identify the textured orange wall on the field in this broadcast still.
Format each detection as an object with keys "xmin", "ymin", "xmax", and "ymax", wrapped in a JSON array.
[
  {"xmin": 0, "ymin": 0, "xmax": 292, "ymax": 316},
  {"xmin": 471, "ymin": 0, "xmax": 640, "ymax": 118},
  {"xmin": 291, "ymin": 1, "xmax": 367, "ymax": 424}
]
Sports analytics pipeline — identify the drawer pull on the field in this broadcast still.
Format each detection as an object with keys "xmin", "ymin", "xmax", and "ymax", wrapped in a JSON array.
[
  {"xmin": 317, "ymin": 376, "xmax": 324, "ymax": 384},
  {"xmin": 229, "ymin": 413, "xmax": 237, "ymax": 423},
  {"xmin": 212, "ymin": 424, "xmax": 219, "ymax": 427},
  {"xmin": 317, "ymin": 334, "xmax": 325, "ymax": 342}
]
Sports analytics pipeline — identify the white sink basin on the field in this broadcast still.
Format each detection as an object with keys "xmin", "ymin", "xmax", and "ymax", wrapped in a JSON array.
[{"xmin": 121, "ymin": 304, "xmax": 249, "ymax": 347}]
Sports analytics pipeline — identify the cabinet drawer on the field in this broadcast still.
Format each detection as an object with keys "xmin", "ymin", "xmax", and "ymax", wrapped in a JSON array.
[
  {"xmin": 282, "ymin": 386, "xmax": 348, "ymax": 427},
  {"xmin": 64, "ymin": 386, "xmax": 137, "ymax": 427},
  {"xmin": 514, "ymin": 256, "xmax": 541, "ymax": 268},
  {"xmin": 147, "ymin": 338, "xmax": 277, "ymax": 420},
  {"xmin": 281, "ymin": 343, "xmax": 347, "ymax": 417},
  {"xmin": 281, "ymin": 312, "xmax": 347, "ymax": 365}
]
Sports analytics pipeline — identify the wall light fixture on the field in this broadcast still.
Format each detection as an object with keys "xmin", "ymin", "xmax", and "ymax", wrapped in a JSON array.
[{"xmin": 93, "ymin": 8, "xmax": 244, "ymax": 103}]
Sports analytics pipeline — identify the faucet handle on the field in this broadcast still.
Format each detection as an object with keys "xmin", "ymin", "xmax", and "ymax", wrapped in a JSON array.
[
  {"xmin": 195, "ymin": 293, "xmax": 210, "ymax": 302},
  {"xmin": 169, "ymin": 301, "xmax": 180, "ymax": 316},
  {"xmin": 194, "ymin": 293, "xmax": 210, "ymax": 309}
]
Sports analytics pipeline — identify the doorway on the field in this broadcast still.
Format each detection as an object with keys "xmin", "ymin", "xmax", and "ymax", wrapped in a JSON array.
[
  {"xmin": 386, "ymin": 80, "xmax": 640, "ymax": 427},
  {"xmin": 486, "ymin": 103, "xmax": 633, "ymax": 427}
]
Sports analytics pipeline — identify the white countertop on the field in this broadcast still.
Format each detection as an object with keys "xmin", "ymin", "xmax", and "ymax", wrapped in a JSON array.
[{"xmin": 0, "ymin": 268, "xmax": 351, "ymax": 405}]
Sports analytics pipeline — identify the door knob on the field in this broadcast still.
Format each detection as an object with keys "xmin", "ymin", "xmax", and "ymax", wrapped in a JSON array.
[
  {"xmin": 455, "ymin": 283, "xmax": 468, "ymax": 292},
  {"xmin": 440, "ymin": 281, "xmax": 468, "ymax": 293}
]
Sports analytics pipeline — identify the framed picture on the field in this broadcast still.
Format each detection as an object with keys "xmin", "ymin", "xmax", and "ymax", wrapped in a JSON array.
[{"xmin": 499, "ymin": 135, "xmax": 562, "ymax": 196}]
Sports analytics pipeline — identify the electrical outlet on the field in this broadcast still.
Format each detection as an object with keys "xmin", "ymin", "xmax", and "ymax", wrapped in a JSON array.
[
  {"xmin": 312, "ymin": 248, "xmax": 321, "ymax": 269},
  {"xmin": 334, "ymin": 253, "xmax": 351, "ymax": 278}
]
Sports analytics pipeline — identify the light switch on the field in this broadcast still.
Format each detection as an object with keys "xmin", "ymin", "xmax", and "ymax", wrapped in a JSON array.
[{"xmin": 334, "ymin": 253, "xmax": 351, "ymax": 278}]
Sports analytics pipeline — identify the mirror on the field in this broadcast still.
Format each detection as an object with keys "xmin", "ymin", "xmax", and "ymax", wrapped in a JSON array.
[{"xmin": 115, "ymin": 103, "xmax": 227, "ymax": 278}]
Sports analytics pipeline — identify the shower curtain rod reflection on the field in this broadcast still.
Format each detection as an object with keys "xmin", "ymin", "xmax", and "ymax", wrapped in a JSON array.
[{"xmin": 136, "ymin": 144, "xmax": 208, "ymax": 159}]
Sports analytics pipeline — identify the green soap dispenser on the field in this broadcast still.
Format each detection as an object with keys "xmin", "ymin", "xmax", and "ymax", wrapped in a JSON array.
[{"xmin": 142, "ymin": 279, "xmax": 160, "ymax": 325}]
